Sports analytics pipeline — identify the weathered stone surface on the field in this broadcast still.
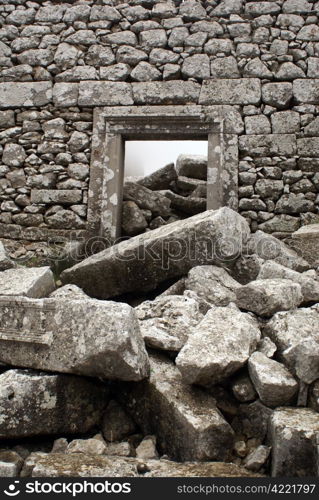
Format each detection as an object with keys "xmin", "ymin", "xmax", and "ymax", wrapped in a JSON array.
[
  {"xmin": 102, "ymin": 400, "xmax": 136, "ymax": 443},
  {"xmin": 0, "ymin": 266, "xmax": 55, "ymax": 298},
  {"xmin": 275, "ymin": 194, "xmax": 314, "ymax": 214},
  {"xmin": 248, "ymin": 352, "xmax": 298, "ymax": 407},
  {"xmin": 123, "ymin": 182, "xmax": 171, "ymax": 215},
  {"xmin": 258, "ymin": 260, "xmax": 319, "ymax": 303},
  {"xmin": 132, "ymin": 81, "xmax": 201, "ymax": 105},
  {"xmin": 122, "ymin": 201, "xmax": 148, "ymax": 236},
  {"xmin": 262, "ymin": 82, "xmax": 292, "ymax": 108},
  {"xmin": 53, "ymin": 83, "xmax": 79, "ymax": 107},
  {"xmin": 185, "ymin": 265, "xmax": 240, "ymax": 306},
  {"xmin": 118, "ymin": 354, "xmax": 234, "ymax": 461},
  {"xmin": 309, "ymin": 380, "xmax": 319, "ymax": 412},
  {"xmin": 0, "ymin": 82, "xmax": 52, "ymax": 108},
  {"xmin": 22, "ymin": 453, "xmax": 258, "ymax": 478},
  {"xmin": 246, "ymin": 230, "xmax": 310, "ymax": 272},
  {"xmin": 182, "ymin": 54, "xmax": 210, "ymax": 80},
  {"xmin": 293, "ymin": 79, "xmax": 319, "ymax": 104},
  {"xmin": 136, "ymin": 436, "xmax": 158, "ymax": 460},
  {"xmin": 162, "ymin": 190, "xmax": 206, "ymax": 215},
  {"xmin": 176, "ymin": 154, "xmax": 207, "ymax": 180},
  {"xmin": 31, "ymin": 190, "xmax": 82, "ymax": 205},
  {"xmin": 233, "ymin": 400, "xmax": 273, "ymax": 442},
  {"xmin": 264, "ymin": 305, "xmax": 319, "ymax": 374},
  {"xmin": 0, "ymin": 369, "xmax": 108, "ymax": 438},
  {"xmin": 199, "ymin": 79, "xmax": 261, "ymax": 105},
  {"xmin": 258, "ymin": 215, "xmax": 300, "ymax": 233},
  {"xmin": 78, "ymin": 82, "xmax": 133, "ymax": 106},
  {"xmin": 176, "ymin": 305, "xmax": 260, "ymax": 386},
  {"xmin": 289, "ymin": 224, "xmax": 319, "ymax": 268},
  {"xmin": 2, "ymin": 143, "xmax": 26, "ymax": 167},
  {"xmin": 292, "ymin": 338, "xmax": 319, "ymax": 384},
  {"xmin": 0, "ymin": 296, "xmax": 149, "ymax": 381},
  {"xmin": 239, "ymin": 135, "xmax": 296, "ymax": 156},
  {"xmin": 138, "ymin": 162, "xmax": 176, "ymax": 190},
  {"xmin": 131, "ymin": 62, "xmax": 161, "ymax": 82},
  {"xmin": 236, "ymin": 279, "xmax": 303, "ymax": 317},
  {"xmin": 61, "ymin": 208, "xmax": 250, "ymax": 299},
  {"xmin": 67, "ymin": 438, "xmax": 107, "ymax": 456},
  {"xmin": 270, "ymin": 408, "xmax": 319, "ymax": 477},
  {"xmin": 0, "ymin": 241, "xmax": 15, "ymax": 271},
  {"xmin": 136, "ymin": 295, "xmax": 204, "ymax": 351}
]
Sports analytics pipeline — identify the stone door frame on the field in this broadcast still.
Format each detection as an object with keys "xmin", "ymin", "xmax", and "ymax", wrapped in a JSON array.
[{"xmin": 87, "ymin": 105, "xmax": 236, "ymax": 243}]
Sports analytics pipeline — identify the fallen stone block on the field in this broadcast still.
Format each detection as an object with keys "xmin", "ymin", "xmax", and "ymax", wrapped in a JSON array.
[
  {"xmin": 231, "ymin": 374, "xmax": 257, "ymax": 403},
  {"xmin": 176, "ymin": 155, "xmax": 207, "ymax": 180},
  {"xmin": 264, "ymin": 305, "xmax": 319, "ymax": 376},
  {"xmin": 67, "ymin": 439, "xmax": 107, "ymax": 456},
  {"xmin": 122, "ymin": 201, "xmax": 148, "ymax": 236},
  {"xmin": 244, "ymin": 446, "xmax": 271, "ymax": 473},
  {"xmin": 289, "ymin": 223, "xmax": 319, "ymax": 268},
  {"xmin": 161, "ymin": 190, "xmax": 207, "ymax": 215},
  {"xmin": 246, "ymin": 230, "xmax": 310, "ymax": 272},
  {"xmin": 258, "ymin": 260, "xmax": 319, "ymax": 303},
  {"xmin": 236, "ymin": 279, "xmax": 303, "ymax": 317},
  {"xmin": 136, "ymin": 295, "xmax": 204, "ymax": 351},
  {"xmin": 0, "ymin": 369, "xmax": 108, "ymax": 438},
  {"xmin": 293, "ymin": 338, "xmax": 319, "ymax": 384},
  {"xmin": 117, "ymin": 354, "xmax": 234, "ymax": 462},
  {"xmin": 137, "ymin": 162, "xmax": 177, "ymax": 190},
  {"xmin": 61, "ymin": 207, "xmax": 250, "ymax": 299},
  {"xmin": 248, "ymin": 352, "xmax": 298, "ymax": 407},
  {"xmin": 0, "ymin": 296, "xmax": 149, "ymax": 381},
  {"xmin": 123, "ymin": 182, "xmax": 171, "ymax": 216},
  {"xmin": 185, "ymin": 265, "xmax": 241, "ymax": 306},
  {"xmin": 232, "ymin": 400, "xmax": 273, "ymax": 442},
  {"xmin": 22, "ymin": 453, "xmax": 260, "ymax": 478},
  {"xmin": 0, "ymin": 241, "xmax": 15, "ymax": 271},
  {"xmin": 0, "ymin": 266, "xmax": 55, "ymax": 298},
  {"xmin": 270, "ymin": 408, "xmax": 319, "ymax": 477},
  {"xmin": 176, "ymin": 305, "xmax": 260, "ymax": 386},
  {"xmin": 309, "ymin": 380, "xmax": 319, "ymax": 412}
]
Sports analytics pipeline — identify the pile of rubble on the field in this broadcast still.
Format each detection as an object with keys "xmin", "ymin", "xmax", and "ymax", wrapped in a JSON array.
[
  {"xmin": 122, "ymin": 154, "xmax": 207, "ymax": 237},
  {"xmin": 0, "ymin": 207, "xmax": 318, "ymax": 477}
]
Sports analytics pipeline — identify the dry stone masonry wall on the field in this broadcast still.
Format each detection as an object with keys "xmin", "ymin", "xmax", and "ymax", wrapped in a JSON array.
[{"xmin": 1, "ymin": 0, "xmax": 319, "ymax": 240}]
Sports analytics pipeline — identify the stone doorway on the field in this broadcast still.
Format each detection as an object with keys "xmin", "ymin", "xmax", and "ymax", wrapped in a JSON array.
[{"xmin": 87, "ymin": 106, "xmax": 236, "ymax": 245}]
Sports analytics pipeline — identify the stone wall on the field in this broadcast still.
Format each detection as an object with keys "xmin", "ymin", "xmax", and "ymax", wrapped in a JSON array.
[{"xmin": 1, "ymin": 0, "xmax": 319, "ymax": 240}]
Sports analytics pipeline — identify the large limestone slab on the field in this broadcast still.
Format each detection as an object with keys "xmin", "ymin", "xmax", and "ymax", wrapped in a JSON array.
[
  {"xmin": 176, "ymin": 305, "xmax": 260, "ymax": 386},
  {"xmin": 22, "ymin": 453, "xmax": 259, "ymax": 478},
  {"xmin": 0, "ymin": 369, "xmax": 108, "ymax": 438},
  {"xmin": 235, "ymin": 278, "xmax": 303, "ymax": 317},
  {"xmin": 61, "ymin": 208, "xmax": 250, "ymax": 299},
  {"xmin": 117, "ymin": 354, "xmax": 234, "ymax": 462},
  {"xmin": 264, "ymin": 305, "xmax": 319, "ymax": 376},
  {"xmin": 185, "ymin": 265, "xmax": 241, "ymax": 306},
  {"xmin": 258, "ymin": 260, "xmax": 319, "ymax": 303},
  {"xmin": 239, "ymin": 134, "xmax": 296, "ymax": 156},
  {"xmin": 0, "ymin": 267, "xmax": 55, "ymax": 298},
  {"xmin": 0, "ymin": 296, "xmax": 149, "ymax": 381},
  {"xmin": 246, "ymin": 230, "xmax": 310, "ymax": 272},
  {"xmin": 248, "ymin": 352, "xmax": 298, "ymax": 407},
  {"xmin": 138, "ymin": 163, "xmax": 176, "ymax": 190},
  {"xmin": 0, "ymin": 82, "xmax": 52, "ymax": 108},
  {"xmin": 132, "ymin": 81, "xmax": 201, "ymax": 104},
  {"xmin": 136, "ymin": 295, "xmax": 205, "ymax": 351},
  {"xmin": 289, "ymin": 224, "xmax": 319, "ymax": 268},
  {"xmin": 199, "ymin": 79, "xmax": 261, "ymax": 105},
  {"xmin": 270, "ymin": 408, "xmax": 319, "ymax": 477},
  {"xmin": 78, "ymin": 81, "xmax": 133, "ymax": 106}
]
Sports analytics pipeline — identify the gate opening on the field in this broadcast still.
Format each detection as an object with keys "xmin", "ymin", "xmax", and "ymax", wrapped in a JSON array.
[{"xmin": 121, "ymin": 140, "xmax": 208, "ymax": 238}]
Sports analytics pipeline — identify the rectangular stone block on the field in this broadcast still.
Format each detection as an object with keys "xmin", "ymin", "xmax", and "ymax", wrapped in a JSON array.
[
  {"xmin": 0, "ymin": 296, "xmax": 149, "ymax": 381},
  {"xmin": 0, "ymin": 267, "xmax": 55, "ymax": 298},
  {"xmin": 297, "ymin": 138, "xmax": 319, "ymax": 157},
  {"xmin": 0, "ymin": 82, "xmax": 52, "ymax": 108},
  {"xmin": 117, "ymin": 354, "xmax": 234, "ymax": 461},
  {"xmin": 199, "ymin": 79, "xmax": 261, "ymax": 105},
  {"xmin": 239, "ymin": 134, "xmax": 297, "ymax": 156},
  {"xmin": 132, "ymin": 81, "xmax": 201, "ymax": 105},
  {"xmin": 293, "ymin": 79, "xmax": 319, "ymax": 104},
  {"xmin": 31, "ymin": 189, "xmax": 82, "ymax": 205},
  {"xmin": 53, "ymin": 83, "xmax": 79, "ymax": 107},
  {"xmin": 78, "ymin": 81, "xmax": 133, "ymax": 106},
  {"xmin": 0, "ymin": 369, "xmax": 109, "ymax": 438}
]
